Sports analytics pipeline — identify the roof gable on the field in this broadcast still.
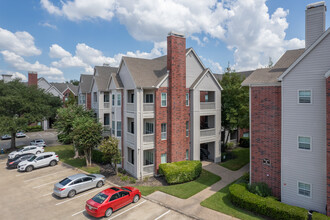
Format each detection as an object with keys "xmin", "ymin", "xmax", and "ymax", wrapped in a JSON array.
[{"xmin": 190, "ymin": 68, "xmax": 223, "ymax": 90}]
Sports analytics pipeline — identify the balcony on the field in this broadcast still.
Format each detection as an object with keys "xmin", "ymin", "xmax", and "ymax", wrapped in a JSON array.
[
  {"xmin": 127, "ymin": 103, "xmax": 134, "ymax": 112},
  {"xmin": 104, "ymin": 103, "xmax": 110, "ymax": 108},
  {"xmin": 200, "ymin": 128, "xmax": 215, "ymax": 137},
  {"xmin": 127, "ymin": 132, "xmax": 134, "ymax": 143},
  {"xmin": 103, "ymin": 125, "xmax": 110, "ymax": 131},
  {"xmin": 143, "ymin": 103, "xmax": 154, "ymax": 112},
  {"xmin": 143, "ymin": 134, "xmax": 154, "ymax": 143},
  {"xmin": 143, "ymin": 165, "xmax": 154, "ymax": 175},
  {"xmin": 200, "ymin": 102, "xmax": 215, "ymax": 110}
]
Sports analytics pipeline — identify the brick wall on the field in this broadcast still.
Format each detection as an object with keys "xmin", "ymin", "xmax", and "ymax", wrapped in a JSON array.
[
  {"xmin": 250, "ymin": 86, "xmax": 281, "ymax": 198},
  {"xmin": 28, "ymin": 72, "xmax": 38, "ymax": 86},
  {"xmin": 62, "ymin": 88, "xmax": 72, "ymax": 103},
  {"xmin": 326, "ymin": 78, "xmax": 330, "ymax": 216},
  {"xmin": 86, "ymin": 93, "xmax": 91, "ymax": 110}
]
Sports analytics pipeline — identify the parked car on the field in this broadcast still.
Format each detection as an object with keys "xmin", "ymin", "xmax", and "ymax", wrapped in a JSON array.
[
  {"xmin": 85, "ymin": 186, "xmax": 141, "ymax": 218},
  {"xmin": 30, "ymin": 139, "xmax": 46, "ymax": 147},
  {"xmin": 17, "ymin": 152, "xmax": 59, "ymax": 172},
  {"xmin": 6, "ymin": 153, "xmax": 34, "ymax": 169},
  {"xmin": 8, "ymin": 146, "xmax": 44, "ymax": 159},
  {"xmin": 53, "ymin": 173, "xmax": 105, "ymax": 198},
  {"xmin": 16, "ymin": 131, "xmax": 26, "ymax": 138},
  {"xmin": 1, "ymin": 134, "xmax": 11, "ymax": 140}
]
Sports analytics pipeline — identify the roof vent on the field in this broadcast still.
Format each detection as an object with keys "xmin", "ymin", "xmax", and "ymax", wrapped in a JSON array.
[
  {"xmin": 306, "ymin": 1, "xmax": 326, "ymax": 10},
  {"xmin": 168, "ymin": 31, "xmax": 185, "ymax": 38}
]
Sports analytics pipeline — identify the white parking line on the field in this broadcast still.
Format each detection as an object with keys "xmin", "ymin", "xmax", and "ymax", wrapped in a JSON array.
[
  {"xmin": 108, "ymin": 200, "xmax": 147, "ymax": 220},
  {"xmin": 155, "ymin": 210, "xmax": 171, "ymax": 220},
  {"xmin": 26, "ymin": 134, "xmax": 30, "ymax": 139},
  {"xmin": 56, "ymin": 187, "xmax": 106, "ymax": 206},
  {"xmin": 33, "ymin": 180, "xmax": 57, "ymax": 189},
  {"xmin": 23, "ymin": 170, "xmax": 68, "ymax": 182},
  {"xmin": 71, "ymin": 210, "xmax": 85, "ymax": 217},
  {"xmin": 38, "ymin": 133, "xmax": 42, "ymax": 138}
]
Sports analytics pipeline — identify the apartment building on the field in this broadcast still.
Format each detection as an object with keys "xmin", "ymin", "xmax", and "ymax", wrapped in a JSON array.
[
  {"xmin": 242, "ymin": 2, "xmax": 329, "ymax": 215},
  {"xmin": 78, "ymin": 74, "xmax": 93, "ymax": 109}
]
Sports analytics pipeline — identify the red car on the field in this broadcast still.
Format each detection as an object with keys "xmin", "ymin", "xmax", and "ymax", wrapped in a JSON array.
[{"xmin": 85, "ymin": 186, "xmax": 141, "ymax": 218}]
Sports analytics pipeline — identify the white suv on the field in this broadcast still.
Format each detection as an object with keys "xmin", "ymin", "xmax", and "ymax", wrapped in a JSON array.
[
  {"xmin": 30, "ymin": 139, "xmax": 46, "ymax": 147},
  {"xmin": 8, "ymin": 146, "xmax": 44, "ymax": 159},
  {"xmin": 17, "ymin": 152, "xmax": 59, "ymax": 172}
]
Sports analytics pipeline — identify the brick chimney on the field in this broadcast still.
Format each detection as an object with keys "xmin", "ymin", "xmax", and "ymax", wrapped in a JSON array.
[
  {"xmin": 167, "ymin": 31, "xmax": 188, "ymax": 162},
  {"xmin": 28, "ymin": 72, "xmax": 38, "ymax": 86},
  {"xmin": 305, "ymin": 1, "xmax": 326, "ymax": 48}
]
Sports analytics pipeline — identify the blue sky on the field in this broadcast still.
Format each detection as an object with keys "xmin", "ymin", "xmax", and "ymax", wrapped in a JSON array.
[{"xmin": 0, "ymin": 0, "xmax": 328, "ymax": 82}]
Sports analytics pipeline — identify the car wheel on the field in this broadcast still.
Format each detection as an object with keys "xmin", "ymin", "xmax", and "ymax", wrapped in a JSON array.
[
  {"xmin": 26, "ymin": 166, "xmax": 33, "ymax": 172},
  {"xmin": 36, "ymin": 151, "xmax": 41, "ymax": 154},
  {"xmin": 105, "ymin": 208, "xmax": 113, "ymax": 217},
  {"xmin": 49, "ymin": 160, "xmax": 57, "ymax": 166},
  {"xmin": 96, "ymin": 181, "xmax": 103, "ymax": 188},
  {"xmin": 68, "ymin": 190, "xmax": 76, "ymax": 198},
  {"xmin": 133, "ymin": 195, "xmax": 140, "ymax": 203}
]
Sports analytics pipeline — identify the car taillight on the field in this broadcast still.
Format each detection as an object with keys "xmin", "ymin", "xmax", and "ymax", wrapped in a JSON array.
[
  {"xmin": 56, "ymin": 155, "xmax": 58, "ymax": 157},
  {"xmin": 9, "ymin": 162, "xmax": 14, "ymax": 165},
  {"xmin": 59, "ymin": 188, "xmax": 66, "ymax": 191}
]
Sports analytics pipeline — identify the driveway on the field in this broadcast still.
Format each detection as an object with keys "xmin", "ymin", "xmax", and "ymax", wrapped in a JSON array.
[{"xmin": 0, "ymin": 130, "xmax": 59, "ymax": 150}]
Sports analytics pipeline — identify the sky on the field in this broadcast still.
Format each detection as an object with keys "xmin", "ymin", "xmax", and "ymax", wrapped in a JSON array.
[{"xmin": 0, "ymin": 0, "xmax": 328, "ymax": 82}]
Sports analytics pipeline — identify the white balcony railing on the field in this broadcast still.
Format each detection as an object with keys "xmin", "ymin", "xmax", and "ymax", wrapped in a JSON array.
[
  {"xmin": 143, "ymin": 103, "xmax": 154, "ymax": 112},
  {"xmin": 143, "ymin": 134, "xmax": 154, "ymax": 143},
  {"xmin": 104, "ymin": 103, "xmax": 110, "ymax": 108},
  {"xmin": 200, "ymin": 102, "xmax": 215, "ymax": 110},
  {"xmin": 103, "ymin": 125, "xmax": 111, "ymax": 131},
  {"xmin": 200, "ymin": 128, "xmax": 215, "ymax": 137},
  {"xmin": 127, "ymin": 132, "xmax": 135, "ymax": 143},
  {"xmin": 143, "ymin": 165, "xmax": 154, "ymax": 175},
  {"xmin": 127, "ymin": 103, "xmax": 134, "ymax": 112}
]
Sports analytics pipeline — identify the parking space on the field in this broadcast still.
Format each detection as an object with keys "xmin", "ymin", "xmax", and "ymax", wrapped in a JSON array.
[{"xmin": 0, "ymin": 156, "xmax": 192, "ymax": 220}]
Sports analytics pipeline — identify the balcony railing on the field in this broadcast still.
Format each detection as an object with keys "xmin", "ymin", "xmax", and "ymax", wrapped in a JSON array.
[
  {"xmin": 200, "ymin": 102, "xmax": 215, "ymax": 110},
  {"xmin": 127, "ymin": 103, "xmax": 134, "ymax": 112},
  {"xmin": 143, "ymin": 134, "xmax": 154, "ymax": 143},
  {"xmin": 127, "ymin": 132, "xmax": 134, "ymax": 143},
  {"xmin": 200, "ymin": 128, "xmax": 215, "ymax": 137},
  {"xmin": 143, "ymin": 103, "xmax": 154, "ymax": 112},
  {"xmin": 104, "ymin": 103, "xmax": 110, "ymax": 108},
  {"xmin": 143, "ymin": 165, "xmax": 154, "ymax": 175}
]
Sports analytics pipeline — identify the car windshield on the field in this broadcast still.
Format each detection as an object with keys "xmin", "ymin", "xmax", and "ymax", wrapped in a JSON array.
[
  {"xmin": 28, "ymin": 155, "xmax": 37, "ymax": 162},
  {"xmin": 92, "ymin": 193, "xmax": 108, "ymax": 204},
  {"xmin": 18, "ymin": 149, "xmax": 24, "ymax": 152},
  {"xmin": 59, "ymin": 178, "xmax": 72, "ymax": 186},
  {"xmin": 121, "ymin": 187, "xmax": 132, "ymax": 192}
]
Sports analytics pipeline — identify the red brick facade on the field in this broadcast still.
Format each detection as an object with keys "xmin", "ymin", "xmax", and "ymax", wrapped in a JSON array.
[
  {"xmin": 86, "ymin": 93, "xmax": 91, "ymax": 110},
  {"xmin": 250, "ymin": 86, "xmax": 281, "ymax": 198},
  {"xmin": 326, "ymin": 78, "xmax": 330, "ymax": 216},
  {"xmin": 62, "ymin": 88, "xmax": 72, "ymax": 103},
  {"xmin": 28, "ymin": 72, "xmax": 38, "ymax": 86}
]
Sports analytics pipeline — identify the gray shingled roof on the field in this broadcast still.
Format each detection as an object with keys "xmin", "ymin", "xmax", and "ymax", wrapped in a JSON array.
[
  {"xmin": 241, "ymin": 48, "xmax": 305, "ymax": 86},
  {"xmin": 110, "ymin": 73, "xmax": 124, "ymax": 88},
  {"xmin": 51, "ymin": 83, "xmax": 79, "ymax": 95},
  {"xmin": 79, "ymin": 74, "xmax": 93, "ymax": 93},
  {"xmin": 94, "ymin": 66, "xmax": 118, "ymax": 91},
  {"xmin": 213, "ymin": 70, "xmax": 254, "ymax": 82}
]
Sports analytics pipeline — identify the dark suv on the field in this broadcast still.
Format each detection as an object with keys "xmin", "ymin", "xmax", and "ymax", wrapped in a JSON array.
[{"xmin": 6, "ymin": 153, "xmax": 34, "ymax": 169}]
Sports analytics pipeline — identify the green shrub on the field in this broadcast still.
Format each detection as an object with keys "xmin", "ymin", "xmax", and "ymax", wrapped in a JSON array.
[
  {"xmin": 57, "ymin": 133, "xmax": 72, "ymax": 144},
  {"xmin": 158, "ymin": 160, "xmax": 202, "ymax": 184},
  {"xmin": 229, "ymin": 183, "xmax": 308, "ymax": 220},
  {"xmin": 92, "ymin": 149, "xmax": 107, "ymax": 164},
  {"xmin": 248, "ymin": 182, "xmax": 272, "ymax": 197},
  {"xmin": 227, "ymin": 142, "xmax": 234, "ymax": 149},
  {"xmin": 120, "ymin": 175, "xmax": 128, "ymax": 182},
  {"xmin": 118, "ymin": 167, "xmax": 127, "ymax": 174},
  {"xmin": 239, "ymin": 137, "xmax": 249, "ymax": 148},
  {"xmin": 312, "ymin": 212, "xmax": 330, "ymax": 220},
  {"xmin": 26, "ymin": 125, "xmax": 43, "ymax": 132},
  {"xmin": 143, "ymin": 176, "xmax": 149, "ymax": 182},
  {"xmin": 129, "ymin": 177, "xmax": 136, "ymax": 184}
]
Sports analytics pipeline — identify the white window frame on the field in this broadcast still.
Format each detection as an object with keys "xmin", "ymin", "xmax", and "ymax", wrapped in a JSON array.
[
  {"xmin": 128, "ymin": 147, "xmax": 134, "ymax": 165},
  {"xmin": 186, "ymin": 93, "xmax": 189, "ymax": 106},
  {"xmin": 93, "ymin": 92, "xmax": 97, "ymax": 103},
  {"xmin": 161, "ymin": 153, "xmax": 167, "ymax": 164},
  {"xmin": 145, "ymin": 94, "xmax": 154, "ymax": 103},
  {"xmin": 297, "ymin": 136, "xmax": 312, "ymax": 151},
  {"xmin": 161, "ymin": 123, "xmax": 167, "ymax": 140},
  {"xmin": 186, "ymin": 121, "xmax": 189, "ymax": 137},
  {"xmin": 186, "ymin": 149, "xmax": 189, "ymax": 160},
  {"xmin": 112, "ymin": 121, "xmax": 115, "ymax": 135},
  {"xmin": 161, "ymin": 93, "xmax": 167, "ymax": 107},
  {"xmin": 298, "ymin": 90, "xmax": 312, "ymax": 104},
  {"xmin": 117, "ymin": 121, "xmax": 122, "ymax": 137},
  {"xmin": 297, "ymin": 181, "xmax": 312, "ymax": 198},
  {"xmin": 117, "ymin": 93, "xmax": 121, "ymax": 106},
  {"xmin": 143, "ymin": 149, "xmax": 154, "ymax": 166},
  {"xmin": 145, "ymin": 122, "xmax": 154, "ymax": 134},
  {"xmin": 104, "ymin": 92, "xmax": 110, "ymax": 103},
  {"xmin": 112, "ymin": 94, "xmax": 115, "ymax": 106}
]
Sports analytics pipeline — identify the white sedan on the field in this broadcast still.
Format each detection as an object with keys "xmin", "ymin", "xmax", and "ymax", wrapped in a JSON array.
[{"xmin": 8, "ymin": 146, "xmax": 44, "ymax": 159}]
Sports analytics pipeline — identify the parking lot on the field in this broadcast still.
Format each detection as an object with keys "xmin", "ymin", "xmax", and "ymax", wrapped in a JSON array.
[{"xmin": 0, "ymin": 156, "xmax": 192, "ymax": 220}]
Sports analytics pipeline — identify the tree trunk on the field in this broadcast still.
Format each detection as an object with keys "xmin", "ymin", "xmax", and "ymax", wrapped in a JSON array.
[
  {"xmin": 224, "ymin": 129, "xmax": 230, "ymax": 145},
  {"xmin": 114, "ymin": 163, "xmax": 117, "ymax": 175},
  {"xmin": 74, "ymin": 148, "xmax": 79, "ymax": 159},
  {"xmin": 10, "ymin": 132, "xmax": 16, "ymax": 149},
  {"xmin": 89, "ymin": 148, "xmax": 92, "ymax": 166},
  {"xmin": 84, "ymin": 149, "xmax": 89, "ymax": 167}
]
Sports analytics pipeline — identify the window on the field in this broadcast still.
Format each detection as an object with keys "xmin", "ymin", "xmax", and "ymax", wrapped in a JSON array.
[
  {"xmin": 161, "ymin": 93, "xmax": 167, "ymax": 107},
  {"xmin": 205, "ymin": 94, "xmax": 209, "ymax": 102},
  {"xmin": 243, "ymin": 132, "xmax": 249, "ymax": 138},
  {"xmin": 128, "ymin": 147, "xmax": 134, "ymax": 165},
  {"xmin": 186, "ymin": 93, "xmax": 189, "ymax": 106},
  {"xmin": 145, "ymin": 122, "xmax": 154, "ymax": 134},
  {"xmin": 112, "ymin": 121, "xmax": 115, "ymax": 135},
  {"xmin": 161, "ymin": 153, "xmax": 167, "ymax": 164},
  {"xmin": 161, "ymin": 123, "xmax": 167, "ymax": 140},
  {"xmin": 145, "ymin": 94, "xmax": 154, "ymax": 103},
  {"xmin": 298, "ymin": 136, "xmax": 311, "ymax": 150},
  {"xmin": 93, "ymin": 92, "xmax": 97, "ymax": 102},
  {"xmin": 79, "ymin": 94, "xmax": 86, "ymax": 104},
  {"xmin": 186, "ymin": 149, "xmax": 189, "ymax": 160},
  {"xmin": 82, "ymin": 177, "xmax": 93, "ymax": 182},
  {"xmin": 117, "ymin": 121, "xmax": 122, "ymax": 137},
  {"xmin": 112, "ymin": 94, "xmax": 115, "ymax": 106},
  {"xmin": 128, "ymin": 121, "xmax": 135, "ymax": 134},
  {"xmin": 263, "ymin": 158, "xmax": 271, "ymax": 166},
  {"xmin": 104, "ymin": 92, "xmax": 110, "ymax": 103},
  {"xmin": 186, "ymin": 121, "xmax": 189, "ymax": 137},
  {"xmin": 143, "ymin": 150, "xmax": 154, "ymax": 165},
  {"xmin": 117, "ymin": 93, "xmax": 121, "ymax": 106},
  {"xmin": 104, "ymin": 114, "xmax": 110, "ymax": 125},
  {"xmin": 298, "ymin": 182, "xmax": 311, "ymax": 197},
  {"xmin": 119, "ymin": 191, "xmax": 129, "ymax": 197},
  {"xmin": 109, "ymin": 193, "xmax": 120, "ymax": 201},
  {"xmin": 298, "ymin": 90, "xmax": 311, "ymax": 103}
]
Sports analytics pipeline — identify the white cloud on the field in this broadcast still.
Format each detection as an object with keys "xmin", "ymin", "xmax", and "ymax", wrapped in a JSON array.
[
  {"xmin": 190, "ymin": 36, "xmax": 203, "ymax": 46},
  {"xmin": 1, "ymin": 50, "xmax": 63, "ymax": 76},
  {"xmin": 0, "ymin": 27, "xmax": 41, "ymax": 56},
  {"xmin": 49, "ymin": 44, "xmax": 72, "ymax": 58},
  {"xmin": 11, "ymin": 72, "xmax": 27, "ymax": 81},
  {"xmin": 201, "ymin": 56, "xmax": 223, "ymax": 74},
  {"xmin": 39, "ymin": 22, "xmax": 57, "ymax": 30}
]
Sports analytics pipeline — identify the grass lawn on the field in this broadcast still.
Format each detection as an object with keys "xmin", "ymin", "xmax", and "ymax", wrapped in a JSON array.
[
  {"xmin": 45, "ymin": 145, "xmax": 100, "ymax": 174},
  {"xmin": 200, "ymin": 177, "xmax": 264, "ymax": 220},
  {"xmin": 136, "ymin": 169, "xmax": 220, "ymax": 199},
  {"xmin": 220, "ymin": 147, "xmax": 249, "ymax": 171}
]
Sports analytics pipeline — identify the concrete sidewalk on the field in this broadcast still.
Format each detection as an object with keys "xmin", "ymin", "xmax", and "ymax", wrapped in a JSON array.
[{"xmin": 147, "ymin": 161, "xmax": 249, "ymax": 220}]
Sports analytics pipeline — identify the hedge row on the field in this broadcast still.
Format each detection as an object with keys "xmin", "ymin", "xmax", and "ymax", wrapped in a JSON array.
[
  {"xmin": 91, "ymin": 149, "xmax": 108, "ymax": 164},
  {"xmin": 159, "ymin": 160, "xmax": 202, "ymax": 184},
  {"xmin": 26, "ymin": 125, "xmax": 43, "ymax": 132},
  {"xmin": 229, "ymin": 183, "xmax": 308, "ymax": 220}
]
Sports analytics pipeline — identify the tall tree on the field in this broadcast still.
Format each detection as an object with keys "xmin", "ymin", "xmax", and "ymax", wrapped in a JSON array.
[
  {"xmin": 0, "ymin": 80, "xmax": 62, "ymax": 149},
  {"xmin": 72, "ymin": 116, "xmax": 102, "ymax": 167},
  {"xmin": 66, "ymin": 79, "xmax": 79, "ymax": 86},
  {"xmin": 99, "ymin": 137, "xmax": 121, "ymax": 174},
  {"xmin": 220, "ymin": 70, "xmax": 249, "ymax": 145}
]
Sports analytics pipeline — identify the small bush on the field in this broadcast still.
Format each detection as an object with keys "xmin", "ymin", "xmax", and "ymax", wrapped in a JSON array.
[
  {"xmin": 237, "ymin": 172, "xmax": 249, "ymax": 184},
  {"xmin": 92, "ymin": 149, "xmax": 107, "ymax": 164},
  {"xmin": 229, "ymin": 183, "xmax": 308, "ymax": 220},
  {"xmin": 118, "ymin": 168, "xmax": 127, "ymax": 174},
  {"xmin": 120, "ymin": 175, "xmax": 128, "ymax": 182},
  {"xmin": 227, "ymin": 142, "xmax": 234, "ymax": 149},
  {"xmin": 143, "ymin": 176, "xmax": 149, "ymax": 182},
  {"xmin": 26, "ymin": 125, "xmax": 43, "ymax": 132},
  {"xmin": 129, "ymin": 177, "xmax": 136, "ymax": 184},
  {"xmin": 248, "ymin": 182, "xmax": 272, "ymax": 197},
  {"xmin": 239, "ymin": 137, "xmax": 250, "ymax": 148},
  {"xmin": 159, "ymin": 160, "xmax": 202, "ymax": 184}
]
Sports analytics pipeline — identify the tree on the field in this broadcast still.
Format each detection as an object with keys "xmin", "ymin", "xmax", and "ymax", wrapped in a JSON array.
[
  {"xmin": 64, "ymin": 92, "xmax": 78, "ymax": 106},
  {"xmin": 220, "ymin": 69, "xmax": 249, "ymax": 145},
  {"xmin": 99, "ymin": 137, "xmax": 121, "ymax": 174},
  {"xmin": 0, "ymin": 80, "xmax": 62, "ymax": 149},
  {"xmin": 268, "ymin": 57, "xmax": 273, "ymax": 68},
  {"xmin": 66, "ymin": 79, "xmax": 79, "ymax": 86},
  {"xmin": 72, "ymin": 116, "xmax": 102, "ymax": 167}
]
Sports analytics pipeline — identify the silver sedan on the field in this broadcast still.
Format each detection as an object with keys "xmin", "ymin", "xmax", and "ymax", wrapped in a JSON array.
[{"xmin": 53, "ymin": 173, "xmax": 105, "ymax": 198}]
